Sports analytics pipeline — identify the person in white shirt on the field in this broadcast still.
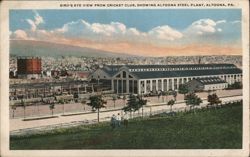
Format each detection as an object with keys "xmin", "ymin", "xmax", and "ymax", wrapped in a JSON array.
[
  {"xmin": 123, "ymin": 112, "xmax": 129, "ymax": 128},
  {"xmin": 116, "ymin": 113, "xmax": 121, "ymax": 127}
]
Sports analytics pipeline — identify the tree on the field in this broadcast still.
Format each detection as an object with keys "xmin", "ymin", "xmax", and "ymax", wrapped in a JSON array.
[
  {"xmin": 112, "ymin": 95, "xmax": 117, "ymax": 108},
  {"xmin": 173, "ymin": 91, "xmax": 177, "ymax": 101},
  {"xmin": 137, "ymin": 96, "xmax": 147, "ymax": 117},
  {"xmin": 49, "ymin": 101, "xmax": 55, "ymax": 116},
  {"xmin": 81, "ymin": 99, "xmax": 87, "ymax": 111},
  {"xmin": 122, "ymin": 95, "xmax": 126, "ymax": 107},
  {"xmin": 178, "ymin": 84, "xmax": 189, "ymax": 98},
  {"xmin": 167, "ymin": 99, "xmax": 175, "ymax": 112},
  {"xmin": 87, "ymin": 95, "xmax": 107, "ymax": 123},
  {"xmin": 161, "ymin": 91, "xmax": 166, "ymax": 102},
  {"xmin": 11, "ymin": 104, "xmax": 17, "ymax": 118},
  {"xmin": 122, "ymin": 94, "xmax": 146, "ymax": 118},
  {"xmin": 227, "ymin": 82, "xmax": 242, "ymax": 89},
  {"xmin": 185, "ymin": 93, "xmax": 203, "ymax": 113},
  {"xmin": 58, "ymin": 99, "xmax": 65, "ymax": 114},
  {"xmin": 21, "ymin": 99, "xmax": 26, "ymax": 119},
  {"xmin": 123, "ymin": 94, "xmax": 137, "ymax": 118},
  {"xmin": 157, "ymin": 93, "xmax": 161, "ymax": 102},
  {"xmin": 207, "ymin": 93, "xmax": 222, "ymax": 108}
]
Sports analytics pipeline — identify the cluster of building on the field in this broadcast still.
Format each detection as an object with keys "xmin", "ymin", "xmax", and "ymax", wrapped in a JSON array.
[
  {"xmin": 9, "ymin": 55, "xmax": 242, "ymax": 80},
  {"xmin": 9, "ymin": 57, "xmax": 90, "ymax": 80},
  {"xmin": 9, "ymin": 56, "xmax": 243, "ymax": 105}
]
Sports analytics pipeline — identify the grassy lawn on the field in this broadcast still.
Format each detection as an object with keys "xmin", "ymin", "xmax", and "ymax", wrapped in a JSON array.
[{"xmin": 10, "ymin": 102, "xmax": 242, "ymax": 149}]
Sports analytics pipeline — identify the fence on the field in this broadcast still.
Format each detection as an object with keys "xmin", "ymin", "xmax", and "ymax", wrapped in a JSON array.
[{"xmin": 10, "ymin": 98, "xmax": 242, "ymax": 136}]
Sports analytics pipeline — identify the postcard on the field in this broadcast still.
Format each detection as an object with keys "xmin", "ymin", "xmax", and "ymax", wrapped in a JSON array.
[{"xmin": 0, "ymin": 0, "xmax": 249, "ymax": 157}]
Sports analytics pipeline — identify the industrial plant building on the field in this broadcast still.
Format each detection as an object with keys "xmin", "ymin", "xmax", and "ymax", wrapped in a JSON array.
[
  {"xmin": 17, "ymin": 57, "xmax": 42, "ymax": 79},
  {"xmin": 89, "ymin": 64, "xmax": 242, "ymax": 94},
  {"xmin": 186, "ymin": 77, "xmax": 228, "ymax": 92}
]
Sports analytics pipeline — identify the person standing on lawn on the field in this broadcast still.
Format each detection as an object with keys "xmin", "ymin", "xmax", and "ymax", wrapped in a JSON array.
[
  {"xmin": 123, "ymin": 112, "xmax": 129, "ymax": 128},
  {"xmin": 116, "ymin": 113, "xmax": 121, "ymax": 127},
  {"xmin": 110, "ymin": 114, "xmax": 116, "ymax": 129}
]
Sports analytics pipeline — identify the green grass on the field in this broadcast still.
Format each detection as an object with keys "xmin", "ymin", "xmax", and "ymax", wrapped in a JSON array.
[{"xmin": 10, "ymin": 102, "xmax": 242, "ymax": 149}]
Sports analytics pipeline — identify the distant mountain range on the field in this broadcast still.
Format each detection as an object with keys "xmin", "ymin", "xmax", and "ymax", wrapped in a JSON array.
[{"xmin": 10, "ymin": 40, "xmax": 135, "ymax": 58}]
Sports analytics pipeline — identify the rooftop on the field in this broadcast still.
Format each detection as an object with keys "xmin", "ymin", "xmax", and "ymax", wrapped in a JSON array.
[
  {"xmin": 194, "ymin": 77, "xmax": 227, "ymax": 85},
  {"xmin": 131, "ymin": 68, "xmax": 242, "ymax": 79},
  {"xmin": 99, "ymin": 64, "xmax": 242, "ymax": 79}
]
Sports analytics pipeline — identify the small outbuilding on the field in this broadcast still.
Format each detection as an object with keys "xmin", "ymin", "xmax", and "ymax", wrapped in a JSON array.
[{"xmin": 186, "ymin": 77, "xmax": 228, "ymax": 92}]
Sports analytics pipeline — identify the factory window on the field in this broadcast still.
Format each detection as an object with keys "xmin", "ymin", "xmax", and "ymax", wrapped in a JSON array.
[{"xmin": 123, "ymin": 71, "xmax": 126, "ymax": 78}]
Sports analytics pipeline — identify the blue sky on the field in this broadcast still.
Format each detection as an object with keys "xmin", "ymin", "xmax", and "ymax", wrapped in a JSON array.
[
  {"xmin": 10, "ymin": 9, "xmax": 241, "ymax": 32},
  {"xmin": 9, "ymin": 9, "xmax": 242, "ymax": 56}
]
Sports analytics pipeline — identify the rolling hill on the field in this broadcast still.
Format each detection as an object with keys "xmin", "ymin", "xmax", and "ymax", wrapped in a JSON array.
[{"xmin": 10, "ymin": 40, "xmax": 134, "ymax": 58}]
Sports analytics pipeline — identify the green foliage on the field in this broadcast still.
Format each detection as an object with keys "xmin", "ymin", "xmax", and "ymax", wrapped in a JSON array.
[
  {"xmin": 49, "ymin": 102, "xmax": 55, "ymax": 116},
  {"xmin": 21, "ymin": 99, "xmax": 26, "ymax": 108},
  {"xmin": 123, "ymin": 94, "xmax": 146, "ymax": 113},
  {"xmin": 227, "ymin": 82, "xmax": 242, "ymax": 89},
  {"xmin": 87, "ymin": 95, "xmax": 107, "ymax": 122},
  {"xmin": 178, "ymin": 84, "xmax": 189, "ymax": 95},
  {"xmin": 87, "ymin": 95, "xmax": 107, "ymax": 110},
  {"xmin": 122, "ymin": 95, "xmax": 126, "ymax": 100},
  {"xmin": 137, "ymin": 96, "xmax": 147, "ymax": 111},
  {"xmin": 167, "ymin": 99, "xmax": 175, "ymax": 112},
  {"xmin": 161, "ymin": 91, "xmax": 166, "ymax": 96},
  {"xmin": 207, "ymin": 93, "xmax": 222, "ymax": 106},
  {"xmin": 58, "ymin": 99, "xmax": 64, "ymax": 104},
  {"xmin": 49, "ymin": 103, "xmax": 55, "ymax": 110},
  {"xmin": 173, "ymin": 91, "xmax": 177, "ymax": 100},
  {"xmin": 123, "ymin": 94, "xmax": 137, "ymax": 112},
  {"xmin": 167, "ymin": 99, "xmax": 175, "ymax": 106},
  {"xmin": 112, "ymin": 95, "xmax": 117, "ymax": 108},
  {"xmin": 185, "ymin": 93, "xmax": 203, "ymax": 109},
  {"xmin": 11, "ymin": 104, "xmax": 17, "ymax": 110}
]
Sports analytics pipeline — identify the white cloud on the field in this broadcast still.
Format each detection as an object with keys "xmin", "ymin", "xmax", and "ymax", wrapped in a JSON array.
[
  {"xmin": 185, "ymin": 18, "xmax": 227, "ymax": 36},
  {"xmin": 10, "ymin": 17, "xmax": 240, "ymax": 47},
  {"xmin": 11, "ymin": 30, "xmax": 28, "ymax": 39},
  {"xmin": 26, "ymin": 19, "xmax": 36, "ymax": 31},
  {"xmin": 56, "ymin": 20, "xmax": 183, "ymax": 43},
  {"xmin": 26, "ymin": 10, "xmax": 44, "ymax": 31},
  {"xmin": 58, "ymin": 20, "xmax": 132, "ymax": 38},
  {"xmin": 33, "ymin": 10, "xmax": 44, "ymax": 25},
  {"xmin": 148, "ymin": 25, "xmax": 183, "ymax": 41},
  {"xmin": 231, "ymin": 20, "xmax": 241, "ymax": 24},
  {"xmin": 127, "ymin": 28, "xmax": 141, "ymax": 36},
  {"xmin": 216, "ymin": 20, "xmax": 226, "ymax": 24},
  {"xmin": 186, "ymin": 19, "xmax": 217, "ymax": 35}
]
